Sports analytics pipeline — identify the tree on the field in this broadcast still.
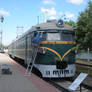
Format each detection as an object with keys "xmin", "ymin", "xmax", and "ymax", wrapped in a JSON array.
[
  {"xmin": 64, "ymin": 20, "xmax": 77, "ymax": 28},
  {"xmin": 76, "ymin": 1, "xmax": 92, "ymax": 50},
  {"xmin": 0, "ymin": 43, "xmax": 8, "ymax": 49},
  {"xmin": 0, "ymin": 43, "xmax": 2, "ymax": 48}
]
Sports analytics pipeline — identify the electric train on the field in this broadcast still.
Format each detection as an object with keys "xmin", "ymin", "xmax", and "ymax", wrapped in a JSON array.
[{"xmin": 8, "ymin": 19, "xmax": 76, "ymax": 78}]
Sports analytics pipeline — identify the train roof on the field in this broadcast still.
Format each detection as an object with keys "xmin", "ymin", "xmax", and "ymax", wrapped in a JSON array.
[
  {"xmin": 12, "ymin": 20, "xmax": 74, "ymax": 44},
  {"xmin": 30, "ymin": 20, "xmax": 74, "ymax": 32}
]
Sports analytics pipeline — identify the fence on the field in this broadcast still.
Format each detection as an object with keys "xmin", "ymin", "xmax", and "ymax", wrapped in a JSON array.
[{"xmin": 76, "ymin": 50, "xmax": 92, "ymax": 60}]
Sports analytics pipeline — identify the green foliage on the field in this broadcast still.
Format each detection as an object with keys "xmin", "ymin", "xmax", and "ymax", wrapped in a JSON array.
[
  {"xmin": 76, "ymin": 68, "xmax": 92, "ymax": 77},
  {"xmin": 64, "ymin": 20, "xmax": 77, "ymax": 28},
  {"xmin": 0, "ymin": 43, "xmax": 8, "ymax": 49},
  {"xmin": 0, "ymin": 43, "xmax": 2, "ymax": 48},
  {"xmin": 76, "ymin": 1, "xmax": 92, "ymax": 50}
]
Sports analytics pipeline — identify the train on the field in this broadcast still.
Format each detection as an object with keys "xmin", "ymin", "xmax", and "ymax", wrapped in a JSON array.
[{"xmin": 8, "ymin": 19, "xmax": 76, "ymax": 78}]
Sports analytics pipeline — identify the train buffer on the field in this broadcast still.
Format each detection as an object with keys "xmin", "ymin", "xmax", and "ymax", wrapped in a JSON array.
[{"xmin": 1, "ymin": 64, "xmax": 12, "ymax": 74}]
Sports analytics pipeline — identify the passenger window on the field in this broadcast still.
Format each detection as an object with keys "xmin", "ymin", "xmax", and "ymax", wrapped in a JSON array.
[
  {"xmin": 34, "ymin": 31, "xmax": 38, "ymax": 37},
  {"xmin": 42, "ymin": 32, "xmax": 46, "ymax": 40}
]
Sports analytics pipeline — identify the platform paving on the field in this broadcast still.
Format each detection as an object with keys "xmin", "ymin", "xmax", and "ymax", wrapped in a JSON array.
[{"xmin": 0, "ymin": 53, "xmax": 60, "ymax": 92}]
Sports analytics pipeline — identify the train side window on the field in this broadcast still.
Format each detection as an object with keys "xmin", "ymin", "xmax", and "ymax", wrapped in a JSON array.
[
  {"xmin": 34, "ymin": 31, "xmax": 38, "ymax": 37},
  {"xmin": 42, "ymin": 32, "xmax": 46, "ymax": 40}
]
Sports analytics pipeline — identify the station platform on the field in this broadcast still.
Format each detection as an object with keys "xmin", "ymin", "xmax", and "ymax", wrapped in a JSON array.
[{"xmin": 0, "ymin": 53, "xmax": 60, "ymax": 92}]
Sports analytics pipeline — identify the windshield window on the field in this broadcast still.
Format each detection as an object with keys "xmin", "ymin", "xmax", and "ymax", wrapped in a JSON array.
[
  {"xmin": 38, "ymin": 30, "xmax": 74, "ymax": 41},
  {"xmin": 46, "ymin": 33, "xmax": 60, "ymax": 41},
  {"xmin": 62, "ymin": 33, "xmax": 74, "ymax": 41}
]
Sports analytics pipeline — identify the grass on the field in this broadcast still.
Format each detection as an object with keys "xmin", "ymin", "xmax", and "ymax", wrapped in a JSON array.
[{"xmin": 76, "ymin": 69, "xmax": 92, "ymax": 76}]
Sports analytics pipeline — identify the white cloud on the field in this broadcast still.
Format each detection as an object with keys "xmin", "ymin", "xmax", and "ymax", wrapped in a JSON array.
[
  {"xmin": 58, "ymin": 12, "xmax": 63, "ymax": 16},
  {"xmin": 41, "ymin": 7, "xmax": 56, "ymax": 16},
  {"xmin": 42, "ymin": 0, "xmax": 56, "ymax": 5},
  {"xmin": 49, "ymin": 16, "xmax": 56, "ymax": 20},
  {"xmin": 65, "ymin": 12, "xmax": 75, "ymax": 18},
  {"xmin": 66, "ymin": 0, "xmax": 84, "ymax": 5},
  {"xmin": 0, "ymin": 8, "xmax": 10, "ymax": 16},
  {"xmin": 41, "ymin": 8, "xmax": 75, "ymax": 21}
]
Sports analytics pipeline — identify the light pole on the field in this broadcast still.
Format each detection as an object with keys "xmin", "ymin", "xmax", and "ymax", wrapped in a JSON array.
[{"xmin": 0, "ymin": 16, "xmax": 4, "ymax": 52}]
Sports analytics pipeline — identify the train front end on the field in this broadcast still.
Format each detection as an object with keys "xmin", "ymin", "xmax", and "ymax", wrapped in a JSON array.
[{"xmin": 34, "ymin": 20, "xmax": 76, "ymax": 78}]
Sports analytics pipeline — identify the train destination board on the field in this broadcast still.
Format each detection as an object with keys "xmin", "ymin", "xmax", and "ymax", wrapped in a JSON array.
[{"xmin": 68, "ymin": 73, "xmax": 88, "ymax": 91}]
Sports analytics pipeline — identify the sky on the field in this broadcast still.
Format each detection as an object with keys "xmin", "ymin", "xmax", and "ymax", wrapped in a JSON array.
[{"xmin": 0, "ymin": 0, "xmax": 91, "ymax": 46}]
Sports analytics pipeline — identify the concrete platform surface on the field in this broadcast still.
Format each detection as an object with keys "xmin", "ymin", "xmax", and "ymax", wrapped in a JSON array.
[{"xmin": 0, "ymin": 53, "xmax": 60, "ymax": 92}]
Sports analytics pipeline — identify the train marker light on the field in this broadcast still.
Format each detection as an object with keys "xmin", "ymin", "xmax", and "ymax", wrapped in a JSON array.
[{"xmin": 40, "ymin": 48, "xmax": 46, "ymax": 54}]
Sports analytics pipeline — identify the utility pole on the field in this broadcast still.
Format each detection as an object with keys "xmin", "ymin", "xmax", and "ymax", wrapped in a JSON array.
[
  {"xmin": 44, "ymin": 10, "xmax": 48, "ymax": 23},
  {"xmin": 0, "ymin": 16, "xmax": 4, "ymax": 52},
  {"xmin": 37, "ymin": 16, "xmax": 39, "ymax": 24},
  {"xmin": 16, "ymin": 26, "xmax": 24, "ymax": 38}
]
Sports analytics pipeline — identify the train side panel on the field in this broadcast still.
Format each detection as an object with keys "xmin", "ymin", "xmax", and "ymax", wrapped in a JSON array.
[{"xmin": 8, "ymin": 32, "xmax": 34, "ymax": 65}]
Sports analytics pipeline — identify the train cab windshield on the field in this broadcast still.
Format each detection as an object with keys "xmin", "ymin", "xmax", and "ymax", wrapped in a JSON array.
[
  {"xmin": 39, "ymin": 30, "xmax": 74, "ymax": 41},
  {"xmin": 46, "ymin": 33, "xmax": 60, "ymax": 41},
  {"xmin": 61, "ymin": 32, "xmax": 74, "ymax": 41}
]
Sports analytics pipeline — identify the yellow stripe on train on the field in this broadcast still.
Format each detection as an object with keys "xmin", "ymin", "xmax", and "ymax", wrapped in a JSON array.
[
  {"xmin": 40, "ymin": 46, "xmax": 75, "ymax": 62},
  {"xmin": 40, "ymin": 41, "xmax": 76, "ymax": 44}
]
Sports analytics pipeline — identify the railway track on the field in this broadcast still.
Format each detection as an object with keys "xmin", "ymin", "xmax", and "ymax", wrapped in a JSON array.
[
  {"xmin": 76, "ymin": 63, "xmax": 92, "ymax": 74},
  {"xmin": 76, "ymin": 62, "xmax": 92, "ymax": 76},
  {"xmin": 44, "ymin": 78, "xmax": 90, "ymax": 92},
  {"xmin": 46, "ymin": 79, "xmax": 71, "ymax": 92},
  {"xmin": 76, "ymin": 62, "xmax": 92, "ymax": 69}
]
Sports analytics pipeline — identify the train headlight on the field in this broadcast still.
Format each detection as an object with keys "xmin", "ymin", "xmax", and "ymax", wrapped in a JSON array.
[{"xmin": 40, "ymin": 48, "xmax": 46, "ymax": 54}]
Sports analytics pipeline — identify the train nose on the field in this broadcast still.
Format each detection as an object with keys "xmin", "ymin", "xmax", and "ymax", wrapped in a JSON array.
[{"xmin": 56, "ymin": 61, "xmax": 67, "ymax": 69}]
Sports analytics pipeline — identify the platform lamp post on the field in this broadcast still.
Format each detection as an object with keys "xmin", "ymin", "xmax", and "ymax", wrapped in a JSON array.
[{"xmin": 0, "ymin": 16, "xmax": 4, "ymax": 51}]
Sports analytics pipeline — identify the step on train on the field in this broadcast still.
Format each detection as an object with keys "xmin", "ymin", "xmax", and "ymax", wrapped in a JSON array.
[{"xmin": 8, "ymin": 19, "xmax": 76, "ymax": 78}]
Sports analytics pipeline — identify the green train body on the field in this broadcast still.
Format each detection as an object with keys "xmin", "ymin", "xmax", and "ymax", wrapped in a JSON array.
[{"xmin": 8, "ymin": 20, "xmax": 76, "ymax": 78}]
